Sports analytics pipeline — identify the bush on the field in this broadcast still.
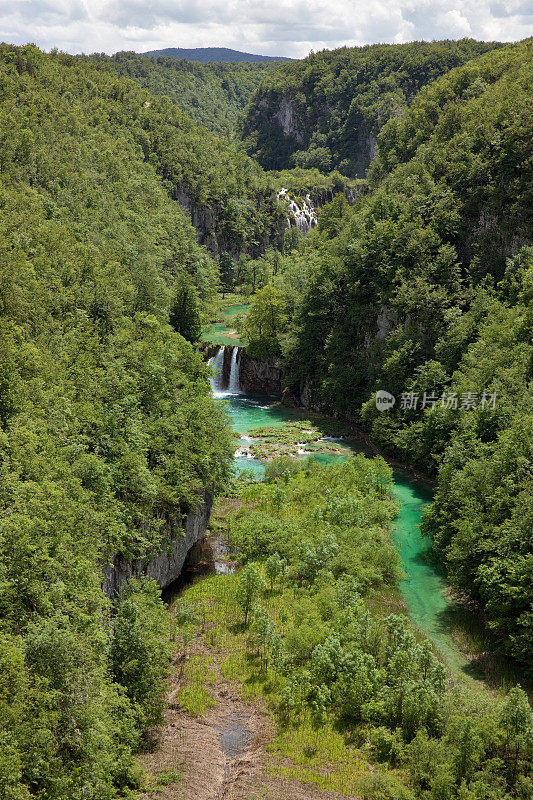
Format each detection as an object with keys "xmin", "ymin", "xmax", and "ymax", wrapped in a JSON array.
[{"xmin": 110, "ymin": 580, "xmax": 173, "ymax": 728}]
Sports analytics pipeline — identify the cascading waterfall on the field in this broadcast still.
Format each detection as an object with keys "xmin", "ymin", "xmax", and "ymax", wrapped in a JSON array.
[
  {"xmin": 207, "ymin": 345, "xmax": 225, "ymax": 393},
  {"xmin": 277, "ymin": 187, "xmax": 318, "ymax": 234},
  {"xmin": 228, "ymin": 347, "xmax": 241, "ymax": 393},
  {"xmin": 207, "ymin": 345, "xmax": 240, "ymax": 395}
]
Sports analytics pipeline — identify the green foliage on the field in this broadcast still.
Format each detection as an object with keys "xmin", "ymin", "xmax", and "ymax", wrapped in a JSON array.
[
  {"xmin": 265, "ymin": 552, "xmax": 288, "ymax": 591},
  {"xmin": 169, "ymin": 278, "xmax": 203, "ymax": 343},
  {"xmin": 110, "ymin": 580, "xmax": 173, "ymax": 728},
  {"xmin": 72, "ymin": 51, "xmax": 285, "ymax": 260},
  {"xmin": 236, "ymin": 563, "xmax": 267, "ymax": 625},
  {"xmin": 220, "ymin": 460, "xmax": 532, "ymax": 799},
  {"xmin": 0, "ymin": 43, "xmax": 234, "ymax": 798},
  {"xmin": 84, "ymin": 51, "xmax": 274, "ymax": 137},
  {"xmin": 241, "ymin": 39, "xmax": 503, "ymax": 175},
  {"xmin": 219, "ymin": 252, "xmax": 237, "ymax": 295},
  {"xmin": 240, "ymin": 283, "xmax": 288, "ymax": 356},
  {"xmin": 261, "ymin": 42, "xmax": 532, "ymax": 668}
]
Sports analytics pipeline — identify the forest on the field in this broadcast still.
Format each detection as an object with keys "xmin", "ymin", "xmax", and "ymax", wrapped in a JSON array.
[
  {"xmin": 239, "ymin": 39, "xmax": 504, "ymax": 175},
  {"xmin": 0, "ymin": 33, "xmax": 531, "ymax": 800},
  {"xmin": 173, "ymin": 458, "xmax": 532, "ymax": 799},
  {"xmin": 237, "ymin": 40, "xmax": 532, "ymax": 673},
  {"xmin": 0, "ymin": 43, "xmax": 235, "ymax": 799},
  {"xmin": 82, "ymin": 51, "xmax": 274, "ymax": 137}
]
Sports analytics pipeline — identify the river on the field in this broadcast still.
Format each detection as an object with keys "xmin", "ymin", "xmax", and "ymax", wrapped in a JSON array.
[{"xmin": 212, "ymin": 384, "xmax": 468, "ymax": 672}]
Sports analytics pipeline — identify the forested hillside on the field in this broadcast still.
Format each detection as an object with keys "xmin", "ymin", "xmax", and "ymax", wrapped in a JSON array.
[
  {"xmin": 144, "ymin": 46, "xmax": 291, "ymax": 63},
  {"xmin": 241, "ymin": 41, "xmax": 533, "ymax": 670},
  {"xmin": 0, "ymin": 43, "xmax": 234, "ymax": 799},
  {"xmin": 240, "ymin": 39, "xmax": 503, "ymax": 175},
  {"xmin": 71, "ymin": 51, "xmax": 285, "ymax": 257},
  {"xmin": 84, "ymin": 51, "xmax": 274, "ymax": 136},
  {"xmin": 0, "ymin": 31, "xmax": 531, "ymax": 800}
]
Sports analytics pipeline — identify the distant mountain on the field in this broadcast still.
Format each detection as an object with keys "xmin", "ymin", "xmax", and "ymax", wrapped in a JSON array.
[{"xmin": 143, "ymin": 47, "xmax": 292, "ymax": 63}]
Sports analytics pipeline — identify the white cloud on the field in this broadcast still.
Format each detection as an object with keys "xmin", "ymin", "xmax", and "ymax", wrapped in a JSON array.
[{"xmin": 2, "ymin": 0, "xmax": 531, "ymax": 56}]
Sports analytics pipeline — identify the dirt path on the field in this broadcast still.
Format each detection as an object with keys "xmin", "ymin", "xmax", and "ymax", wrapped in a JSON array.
[{"xmin": 138, "ymin": 641, "xmax": 358, "ymax": 800}]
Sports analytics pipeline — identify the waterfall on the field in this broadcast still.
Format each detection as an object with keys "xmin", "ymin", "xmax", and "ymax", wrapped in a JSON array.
[
  {"xmin": 207, "ymin": 345, "xmax": 225, "ymax": 394},
  {"xmin": 277, "ymin": 187, "xmax": 318, "ymax": 234},
  {"xmin": 228, "ymin": 347, "xmax": 241, "ymax": 393}
]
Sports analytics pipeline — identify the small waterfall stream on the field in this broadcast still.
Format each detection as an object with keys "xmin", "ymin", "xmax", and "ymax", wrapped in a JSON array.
[
  {"xmin": 228, "ymin": 347, "xmax": 240, "ymax": 393},
  {"xmin": 278, "ymin": 188, "xmax": 318, "ymax": 233},
  {"xmin": 208, "ymin": 345, "xmax": 240, "ymax": 395},
  {"xmin": 208, "ymin": 345, "xmax": 225, "ymax": 393}
]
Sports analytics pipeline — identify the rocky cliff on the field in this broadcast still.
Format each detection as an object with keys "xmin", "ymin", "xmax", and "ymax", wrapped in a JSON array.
[
  {"xmin": 239, "ymin": 350, "xmax": 286, "ymax": 394},
  {"xmin": 240, "ymin": 41, "xmax": 501, "ymax": 176},
  {"xmin": 173, "ymin": 185, "xmax": 285, "ymax": 259},
  {"xmin": 102, "ymin": 493, "xmax": 213, "ymax": 597}
]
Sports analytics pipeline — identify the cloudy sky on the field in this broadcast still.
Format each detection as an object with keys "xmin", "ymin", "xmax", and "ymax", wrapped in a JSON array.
[{"xmin": 3, "ymin": 0, "xmax": 532, "ymax": 57}]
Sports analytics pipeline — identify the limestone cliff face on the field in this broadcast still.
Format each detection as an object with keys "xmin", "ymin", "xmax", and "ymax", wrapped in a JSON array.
[
  {"xmin": 102, "ymin": 493, "xmax": 213, "ymax": 598},
  {"xmin": 274, "ymin": 98, "xmax": 305, "ymax": 143},
  {"xmin": 239, "ymin": 350, "xmax": 285, "ymax": 395},
  {"xmin": 173, "ymin": 185, "xmax": 284, "ymax": 259}
]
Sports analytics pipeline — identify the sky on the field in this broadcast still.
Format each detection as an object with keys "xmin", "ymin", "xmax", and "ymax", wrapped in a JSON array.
[{"xmin": 2, "ymin": 0, "xmax": 532, "ymax": 57}]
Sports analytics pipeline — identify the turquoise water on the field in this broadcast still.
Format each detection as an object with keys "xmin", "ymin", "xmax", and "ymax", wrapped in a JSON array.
[
  {"xmin": 389, "ymin": 473, "xmax": 467, "ymax": 669},
  {"xmin": 216, "ymin": 389, "xmax": 465, "ymax": 668},
  {"xmin": 223, "ymin": 393, "xmax": 303, "ymax": 434},
  {"xmin": 202, "ymin": 304, "xmax": 250, "ymax": 346},
  {"xmin": 223, "ymin": 304, "xmax": 250, "ymax": 318}
]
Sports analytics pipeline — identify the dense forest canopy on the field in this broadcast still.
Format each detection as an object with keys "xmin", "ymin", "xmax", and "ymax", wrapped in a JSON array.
[
  {"xmin": 0, "ymin": 29, "xmax": 531, "ymax": 800},
  {"xmin": 239, "ymin": 39, "xmax": 505, "ymax": 175},
  {"xmin": 83, "ymin": 51, "xmax": 276, "ymax": 137},
  {"xmin": 71, "ymin": 51, "xmax": 288, "ymax": 259},
  {"xmin": 0, "ymin": 42, "xmax": 235, "ymax": 799},
  {"xmin": 240, "ymin": 40, "xmax": 532, "ymax": 671}
]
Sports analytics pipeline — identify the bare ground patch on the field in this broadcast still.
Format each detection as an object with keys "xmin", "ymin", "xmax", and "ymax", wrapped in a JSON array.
[{"xmin": 138, "ymin": 640, "xmax": 360, "ymax": 800}]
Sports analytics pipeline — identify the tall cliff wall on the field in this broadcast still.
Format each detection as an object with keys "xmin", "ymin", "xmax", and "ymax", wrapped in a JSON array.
[
  {"xmin": 238, "ymin": 350, "xmax": 285, "ymax": 395},
  {"xmin": 102, "ymin": 493, "xmax": 213, "ymax": 597}
]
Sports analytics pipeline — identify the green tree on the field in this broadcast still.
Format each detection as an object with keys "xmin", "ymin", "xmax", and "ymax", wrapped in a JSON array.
[
  {"xmin": 500, "ymin": 686, "xmax": 533, "ymax": 788},
  {"xmin": 265, "ymin": 552, "xmax": 287, "ymax": 591},
  {"xmin": 241, "ymin": 283, "xmax": 287, "ymax": 356},
  {"xmin": 110, "ymin": 580, "xmax": 173, "ymax": 728},
  {"xmin": 219, "ymin": 252, "xmax": 236, "ymax": 297},
  {"xmin": 236, "ymin": 564, "xmax": 267, "ymax": 626},
  {"xmin": 169, "ymin": 279, "xmax": 203, "ymax": 343}
]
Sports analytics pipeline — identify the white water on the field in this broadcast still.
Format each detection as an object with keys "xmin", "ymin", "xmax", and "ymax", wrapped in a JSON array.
[
  {"xmin": 208, "ymin": 345, "xmax": 240, "ymax": 396},
  {"xmin": 208, "ymin": 345, "xmax": 225, "ymax": 394},
  {"xmin": 228, "ymin": 347, "xmax": 241, "ymax": 393},
  {"xmin": 278, "ymin": 187, "xmax": 318, "ymax": 234}
]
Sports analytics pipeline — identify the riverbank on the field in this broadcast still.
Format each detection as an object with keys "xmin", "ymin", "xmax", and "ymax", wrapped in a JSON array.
[
  {"xmin": 202, "ymin": 296, "xmax": 250, "ymax": 347},
  {"xmin": 203, "ymin": 326, "xmax": 525, "ymax": 688},
  {"xmin": 138, "ymin": 459, "xmax": 414, "ymax": 800},
  {"xmin": 138, "ymin": 455, "xmax": 533, "ymax": 800}
]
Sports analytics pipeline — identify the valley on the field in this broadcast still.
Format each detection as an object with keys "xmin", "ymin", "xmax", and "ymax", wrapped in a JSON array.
[{"xmin": 0, "ymin": 35, "xmax": 530, "ymax": 800}]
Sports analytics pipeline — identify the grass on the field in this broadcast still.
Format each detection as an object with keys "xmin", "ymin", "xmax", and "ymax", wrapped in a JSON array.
[
  {"xmin": 173, "ymin": 569, "xmax": 415, "ymax": 796},
  {"xmin": 139, "ymin": 768, "xmax": 183, "ymax": 795},
  {"xmin": 268, "ymin": 720, "xmax": 372, "ymax": 795},
  {"xmin": 172, "ymin": 572, "xmax": 392, "ymax": 792},
  {"xmin": 155, "ymin": 768, "xmax": 182, "ymax": 787},
  {"xmin": 174, "ymin": 652, "xmax": 217, "ymax": 716},
  {"xmin": 246, "ymin": 419, "xmax": 359, "ymax": 461}
]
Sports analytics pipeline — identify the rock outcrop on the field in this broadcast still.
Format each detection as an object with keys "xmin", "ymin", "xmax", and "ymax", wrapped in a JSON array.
[
  {"xmin": 102, "ymin": 493, "xmax": 213, "ymax": 597},
  {"xmin": 239, "ymin": 351, "xmax": 285, "ymax": 395},
  {"xmin": 173, "ymin": 185, "xmax": 284, "ymax": 259}
]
